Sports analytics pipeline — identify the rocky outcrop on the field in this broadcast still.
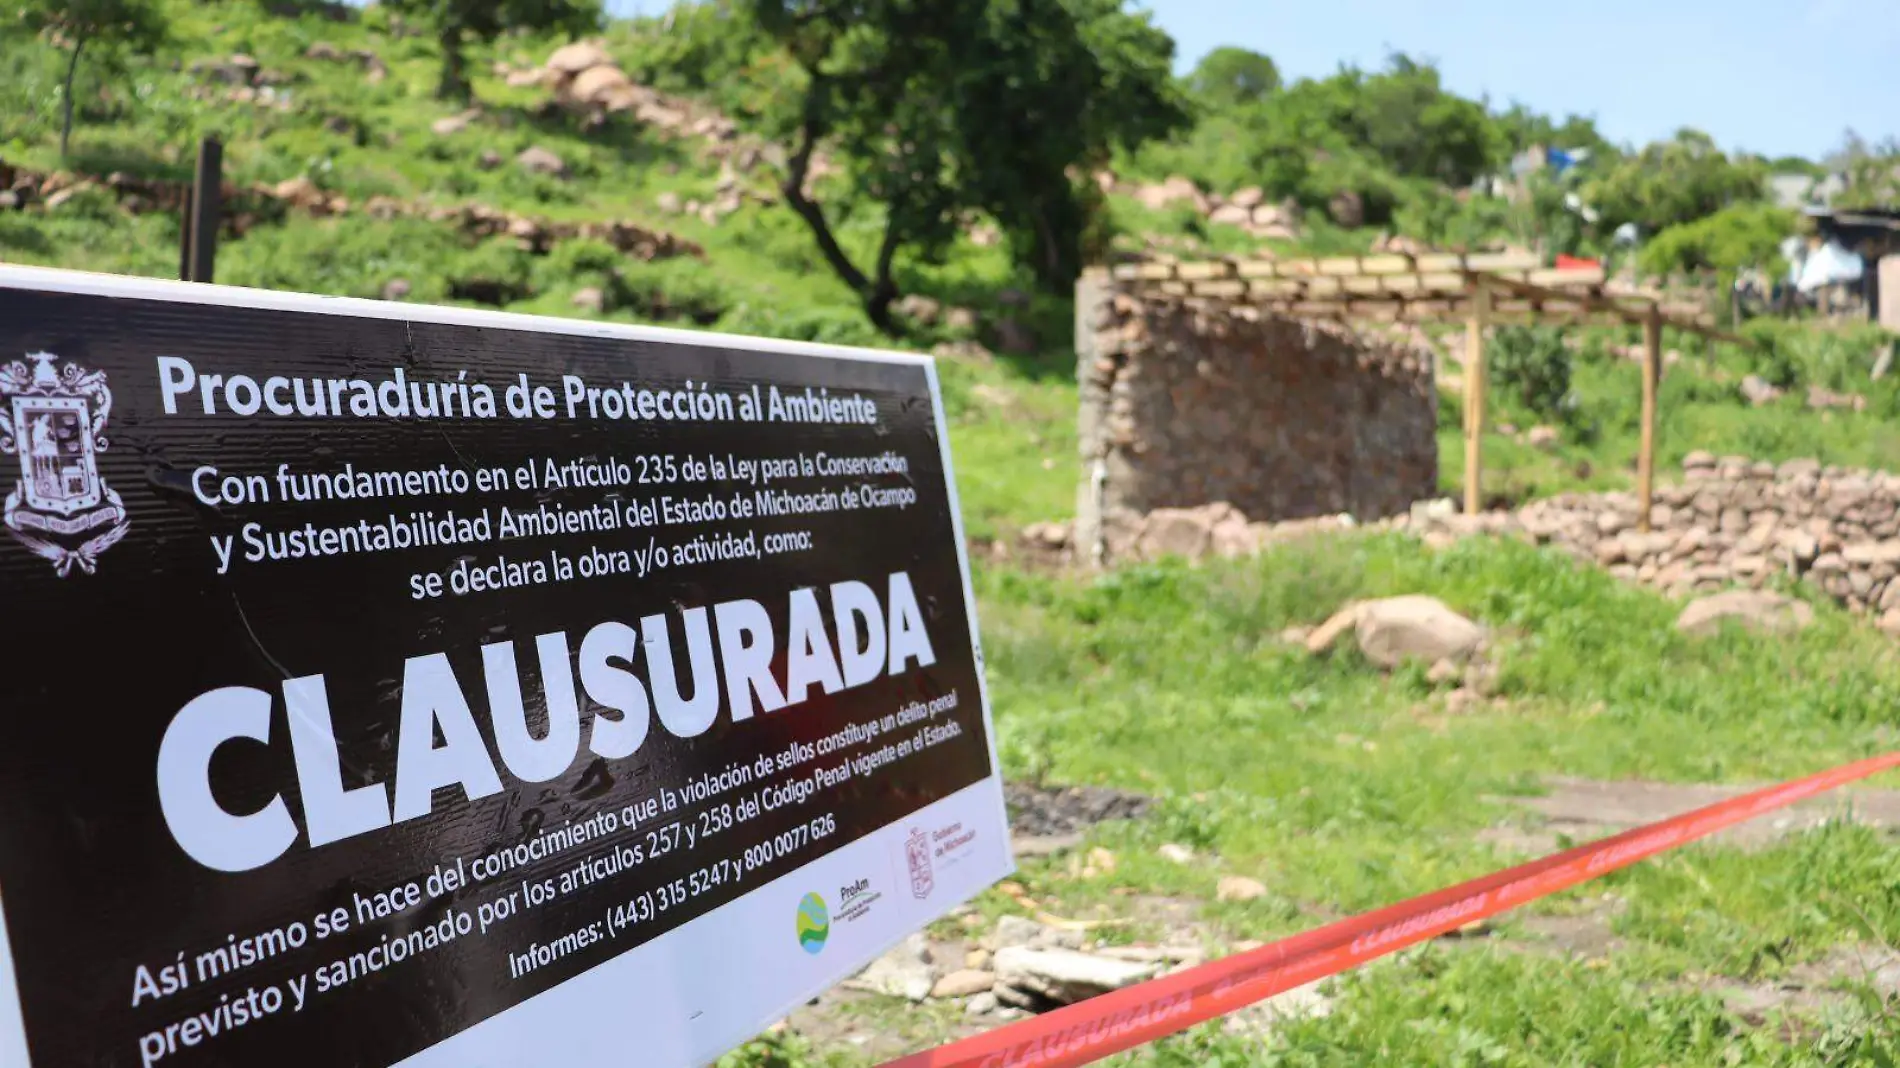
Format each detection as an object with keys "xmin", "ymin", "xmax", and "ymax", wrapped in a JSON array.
[
  {"xmin": 0, "ymin": 159, "xmax": 702, "ymax": 262},
  {"xmin": 510, "ymin": 41, "xmax": 824, "ymax": 197},
  {"xmin": 1122, "ymin": 174, "xmax": 1302, "ymax": 241}
]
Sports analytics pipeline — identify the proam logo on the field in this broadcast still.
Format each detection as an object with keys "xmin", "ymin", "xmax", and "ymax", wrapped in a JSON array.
[
  {"xmin": 795, "ymin": 892, "xmax": 830, "ymax": 955},
  {"xmin": 837, "ymin": 876, "xmax": 882, "ymax": 923}
]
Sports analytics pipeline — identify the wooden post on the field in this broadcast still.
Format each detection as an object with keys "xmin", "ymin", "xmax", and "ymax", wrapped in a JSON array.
[
  {"xmin": 183, "ymin": 137, "xmax": 222, "ymax": 283},
  {"xmin": 1463, "ymin": 279, "xmax": 1489, "ymax": 515},
  {"xmin": 1638, "ymin": 307, "xmax": 1661, "ymax": 532}
]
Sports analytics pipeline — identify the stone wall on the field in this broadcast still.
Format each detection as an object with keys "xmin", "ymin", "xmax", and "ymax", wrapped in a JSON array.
[
  {"xmin": 1406, "ymin": 451, "xmax": 1900, "ymax": 631},
  {"xmin": 1019, "ymin": 450, "xmax": 1900, "ymax": 634},
  {"xmin": 1073, "ymin": 273, "xmax": 1437, "ymax": 565}
]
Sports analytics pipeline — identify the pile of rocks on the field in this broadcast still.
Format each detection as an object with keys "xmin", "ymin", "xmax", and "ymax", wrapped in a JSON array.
[
  {"xmin": 1121, "ymin": 175, "xmax": 1302, "ymax": 241},
  {"xmin": 847, "ymin": 913, "xmax": 1182, "ymax": 1020},
  {"xmin": 1409, "ymin": 451, "xmax": 1900, "ymax": 630},
  {"xmin": 0, "ymin": 159, "xmax": 702, "ymax": 264},
  {"xmin": 184, "ymin": 52, "xmax": 305, "ymax": 110},
  {"xmin": 844, "ymin": 881, "xmax": 1329, "ymax": 1029},
  {"xmin": 525, "ymin": 41, "xmax": 741, "ymax": 146},
  {"xmin": 301, "ymin": 41, "xmax": 389, "ymax": 80},
  {"xmin": 520, "ymin": 42, "xmax": 815, "ymax": 178}
]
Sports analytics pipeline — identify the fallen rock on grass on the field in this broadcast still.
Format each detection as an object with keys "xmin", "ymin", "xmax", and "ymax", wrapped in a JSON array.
[
  {"xmin": 1216, "ymin": 875, "xmax": 1268, "ymax": 902},
  {"xmin": 1354, "ymin": 596, "xmax": 1487, "ymax": 667},
  {"xmin": 1674, "ymin": 590, "xmax": 1814, "ymax": 637}
]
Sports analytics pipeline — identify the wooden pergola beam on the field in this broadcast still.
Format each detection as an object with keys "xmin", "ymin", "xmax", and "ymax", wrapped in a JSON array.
[{"xmin": 1109, "ymin": 250, "xmax": 1546, "ymax": 283}]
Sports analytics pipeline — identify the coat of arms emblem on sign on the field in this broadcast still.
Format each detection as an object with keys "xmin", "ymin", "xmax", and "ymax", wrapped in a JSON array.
[
  {"xmin": 0, "ymin": 352, "xmax": 129, "ymax": 575},
  {"xmin": 906, "ymin": 827, "xmax": 934, "ymax": 900}
]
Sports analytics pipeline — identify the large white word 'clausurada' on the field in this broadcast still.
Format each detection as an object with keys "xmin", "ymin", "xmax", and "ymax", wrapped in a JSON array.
[{"xmin": 157, "ymin": 573, "xmax": 937, "ymax": 872}]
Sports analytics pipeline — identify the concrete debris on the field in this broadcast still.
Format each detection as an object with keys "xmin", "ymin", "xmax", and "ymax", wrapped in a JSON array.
[{"xmin": 992, "ymin": 946, "xmax": 1162, "ymax": 1005}]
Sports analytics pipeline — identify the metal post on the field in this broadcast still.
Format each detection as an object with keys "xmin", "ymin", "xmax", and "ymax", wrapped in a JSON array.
[{"xmin": 185, "ymin": 137, "xmax": 222, "ymax": 283}]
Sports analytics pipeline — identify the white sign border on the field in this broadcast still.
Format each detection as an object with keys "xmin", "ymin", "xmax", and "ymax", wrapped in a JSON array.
[{"xmin": 0, "ymin": 264, "xmax": 1015, "ymax": 1067}]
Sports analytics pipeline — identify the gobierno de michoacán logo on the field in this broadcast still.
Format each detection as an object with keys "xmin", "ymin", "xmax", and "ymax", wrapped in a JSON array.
[{"xmin": 796, "ymin": 892, "xmax": 830, "ymax": 955}]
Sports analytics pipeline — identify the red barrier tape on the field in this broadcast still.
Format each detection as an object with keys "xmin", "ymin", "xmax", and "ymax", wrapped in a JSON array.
[{"xmin": 879, "ymin": 752, "xmax": 1900, "ymax": 1068}]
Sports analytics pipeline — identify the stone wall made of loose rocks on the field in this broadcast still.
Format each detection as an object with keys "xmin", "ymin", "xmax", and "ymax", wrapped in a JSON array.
[
  {"xmin": 1403, "ymin": 451, "xmax": 1900, "ymax": 632},
  {"xmin": 1019, "ymin": 449, "xmax": 1900, "ymax": 633},
  {"xmin": 1072, "ymin": 273, "xmax": 1437, "ymax": 566}
]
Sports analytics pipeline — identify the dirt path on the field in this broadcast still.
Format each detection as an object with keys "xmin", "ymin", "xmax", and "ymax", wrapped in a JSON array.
[{"xmin": 1482, "ymin": 776, "xmax": 1900, "ymax": 855}]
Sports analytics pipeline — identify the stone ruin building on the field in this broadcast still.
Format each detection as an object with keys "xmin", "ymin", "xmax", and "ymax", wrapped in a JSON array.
[{"xmin": 1072, "ymin": 270, "xmax": 1439, "ymax": 566}]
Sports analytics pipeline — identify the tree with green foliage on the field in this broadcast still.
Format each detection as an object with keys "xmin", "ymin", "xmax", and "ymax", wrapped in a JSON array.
[
  {"xmin": 1584, "ymin": 128, "xmax": 1767, "ymax": 236},
  {"xmin": 745, "ymin": 0, "xmax": 1187, "ymax": 332},
  {"xmin": 1128, "ymin": 52, "xmax": 1502, "ymax": 228},
  {"xmin": 19, "ymin": 0, "xmax": 166, "ymax": 159},
  {"xmin": 1638, "ymin": 202, "xmax": 1795, "ymax": 279},
  {"xmin": 1492, "ymin": 102, "xmax": 1613, "ymax": 161},
  {"xmin": 1487, "ymin": 324, "xmax": 1576, "ymax": 421},
  {"xmin": 1186, "ymin": 46, "xmax": 1279, "ymax": 108},
  {"xmin": 383, "ymin": 0, "xmax": 602, "ymax": 101},
  {"xmin": 1830, "ymin": 129, "xmax": 1900, "ymax": 210}
]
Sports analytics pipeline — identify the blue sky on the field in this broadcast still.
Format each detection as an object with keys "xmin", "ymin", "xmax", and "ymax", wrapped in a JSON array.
[{"xmin": 602, "ymin": 0, "xmax": 1900, "ymax": 161}]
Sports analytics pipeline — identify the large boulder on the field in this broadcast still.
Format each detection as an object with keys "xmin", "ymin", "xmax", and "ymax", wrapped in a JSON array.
[
  {"xmin": 1134, "ymin": 503, "xmax": 1250, "ymax": 561},
  {"xmin": 1353, "ymin": 596, "xmax": 1486, "ymax": 668},
  {"xmin": 568, "ymin": 64, "xmax": 635, "ymax": 107},
  {"xmin": 1675, "ymin": 590, "xmax": 1814, "ymax": 637},
  {"xmin": 1208, "ymin": 202, "xmax": 1253, "ymax": 227},
  {"xmin": 992, "ymin": 946, "xmax": 1160, "ymax": 1005},
  {"xmin": 1137, "ymin": 507, "xmax": 1215, "ymax": 559}
]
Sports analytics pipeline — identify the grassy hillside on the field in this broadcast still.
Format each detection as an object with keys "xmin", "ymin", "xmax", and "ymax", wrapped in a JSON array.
[
  {"xmin": 6, "ymin": 4, "xmax": 1900, "ymax": 1065},
  {"xmin": 968, "ymin": 537, "xmax": 1900, "ymax": 1066}
]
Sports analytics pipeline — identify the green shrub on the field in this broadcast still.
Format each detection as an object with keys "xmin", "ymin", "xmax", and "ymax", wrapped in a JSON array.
[
  {"xmin": 1637, "ymin": 202, "xmax": 1794, "ymax": 279},
  {"xmin": 1488, "ymin": 325, "xmax": 1575, "ymax": 420},
  {"xmin": 445, "ymin": 236, "xmax": 533, "ymax": 305}
]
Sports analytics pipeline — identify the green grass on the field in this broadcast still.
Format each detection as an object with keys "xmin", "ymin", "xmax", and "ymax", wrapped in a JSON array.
[
  {"xmin": 725, "ymin": 533, "xmax": 1900, "ymax": 1067},
  {"xmin": 1445, "ymin": 322, "xmax": 1900, "ymax": 506},
  {"xmin": 959, "ymin": 534, "xmax": 1900, "ymax": 1064},
  {"xmin": 10, "ymin": 4, "xmax": 1900, "ymax": 1064}
]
